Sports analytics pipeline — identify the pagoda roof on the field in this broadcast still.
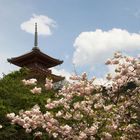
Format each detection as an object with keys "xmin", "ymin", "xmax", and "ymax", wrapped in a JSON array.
[
  {"xmin": 8, "ymin": 47, "xmax": 63, "ymax": 68},
  {"xmin": 48, "ymin": 73, "xmax": 65, "ymax": 82},
  {"xmin": 28, "ymin": 67, "xmax": 65, "ymax": 82}
]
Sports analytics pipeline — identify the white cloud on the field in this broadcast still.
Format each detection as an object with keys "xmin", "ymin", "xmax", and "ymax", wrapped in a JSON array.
[
  {"xmin": 51, "ymin": 68, "xmax": 71, "ymax": 81},
  {"xmin": 73, "ymin": 28, "xmax": 140, "ymax": 67},
  {"xmin": 21, "ymin": 14, "xmax": 56, "ymax": 35}
]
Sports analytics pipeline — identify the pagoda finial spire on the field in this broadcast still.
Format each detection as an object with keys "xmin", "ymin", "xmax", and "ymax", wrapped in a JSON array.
[{"xmin": 34, "ymin": 23, "xmax": 38, "ymax": 47}]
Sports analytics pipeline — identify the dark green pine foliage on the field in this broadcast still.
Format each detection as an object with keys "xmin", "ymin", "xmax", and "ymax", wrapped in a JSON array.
[{"xmin": 0, "ymin": 68, "xmax": 56, "ymax": 140}]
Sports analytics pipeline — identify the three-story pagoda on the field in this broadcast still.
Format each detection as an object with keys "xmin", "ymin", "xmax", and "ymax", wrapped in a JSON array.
[{"xmin": 8, "ymin": 23, "xmax": 65, "ymax": 82}]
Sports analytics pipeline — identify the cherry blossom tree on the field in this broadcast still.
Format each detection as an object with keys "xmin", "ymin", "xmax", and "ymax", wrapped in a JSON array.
[{"xmin": 7, "ymin": 52, "xmax": 140, "ymax": 140}]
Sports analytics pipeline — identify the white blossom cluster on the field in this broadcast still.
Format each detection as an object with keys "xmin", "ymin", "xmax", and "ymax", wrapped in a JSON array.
[
  {"xmin": 0, "ymin": 124, "xmax": 2, "ymax": 129},
  {"xmin": 7, "ymin": 52, "xmax": 140, "ymax": 140},
  {"xmin": 30, "ymin": 87, "xmax": 42, "ymax": 94},
  {"xmin": 45, "ymin": 79, "xmax": 53, "ymax": 90},
  {"xmin": 22, "ymin": 78, "xmax": 37, "ymax": 86},
  {"xmin": 22, "ymin": 78, "xmax": 53, "ymax": 94},
  {"xmin": 105, "ymin": 51, "xmax": 140, "ymax": 104}
]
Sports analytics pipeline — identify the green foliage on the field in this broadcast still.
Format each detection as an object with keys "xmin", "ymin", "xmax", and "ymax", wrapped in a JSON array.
[{"xmin": 0, "ymin": 68, "xmax": 56, "ymax": 140}]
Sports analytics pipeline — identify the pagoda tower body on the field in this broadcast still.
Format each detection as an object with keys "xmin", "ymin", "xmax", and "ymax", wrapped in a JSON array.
[{"xmin": 8, "ymin": 23, "xmax": 64, "ymax": 82}]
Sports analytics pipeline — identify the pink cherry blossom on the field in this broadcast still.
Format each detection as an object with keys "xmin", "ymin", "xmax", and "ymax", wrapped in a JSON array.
[{"xmin": 30, "ymin": 87, "xmax": 41, "ymax": 94}]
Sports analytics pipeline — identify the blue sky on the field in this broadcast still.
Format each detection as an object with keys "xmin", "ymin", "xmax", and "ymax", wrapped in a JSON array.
[{"xmin": 0, "ymin": 0, "xmax": 140, "ymax": 79}]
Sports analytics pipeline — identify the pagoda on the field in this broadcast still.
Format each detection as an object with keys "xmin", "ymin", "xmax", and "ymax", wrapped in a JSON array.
[{"xmin": 8, "ymin": 23, "xmax": 65, "ymax": 82}]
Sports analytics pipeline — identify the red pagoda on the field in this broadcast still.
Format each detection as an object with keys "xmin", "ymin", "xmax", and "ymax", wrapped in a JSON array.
[{"xmin": 8, "ymin": 23, "xmax": 65, "ymax": 82}]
